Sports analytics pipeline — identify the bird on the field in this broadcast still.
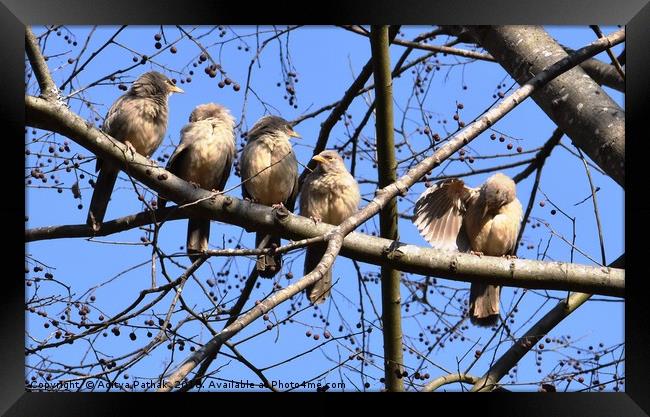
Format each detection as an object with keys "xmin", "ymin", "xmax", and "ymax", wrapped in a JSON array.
[
  {"xmin": 300, "ymin": 150, "xmax": 360, "ymax": 304},
  {"xmin": 87, "ymin": 71, "xmax": 183, "ymax": 231},
  {"xmin": 239, "ymin": 115, "xmax": 300, "ymax": 278},
  {"xmin": 158, "ymin": 103, "xmax": 236, "ymax": 262},
  {"xmin": 412, "ymin": 172, "xmax": 522, "ymax": 327}
]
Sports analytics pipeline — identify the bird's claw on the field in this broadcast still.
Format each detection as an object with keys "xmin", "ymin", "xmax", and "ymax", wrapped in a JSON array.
[
  {"xmin": 309, "ymin": 215, "xmax": 322, "ymax": 224},
  {"xmin": 272, "ymin": 202, "xmax": 286, "ymax": 210},
  {"xmin": 470, "ymin": 250, "xmax": 484, "ymax": 257},
  {"xmin": 124, "ymin": 140, "xmax": 137, "ymax": 158},
  {"xmin": 504, "ymin": 254, "xmax": 518, "ymax": 260}
]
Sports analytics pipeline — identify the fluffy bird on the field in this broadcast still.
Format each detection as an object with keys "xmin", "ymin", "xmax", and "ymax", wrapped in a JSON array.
[
  {"xmin": 300, "ymin": 150, "xmax": 360, "ymax": 304},
  {"xmin": 158, "ymin": 103, "xmax": 236, "ymax": 262},
  {"xmin": 87, "ymin": 71, "xmax": 183, "ymax": 231},
  {"xmin": 412, "ymin": 173, "xmax": 522, "ymax": 327},
  {"xmin": 239, "ymin": 115, "xmax": 300, "ymax": 278}
]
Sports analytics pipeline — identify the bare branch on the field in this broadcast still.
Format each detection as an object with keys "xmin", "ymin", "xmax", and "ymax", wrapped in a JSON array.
[{"xmin": 422, "ymin": 372, "xmax": 478, "ymax": 392}]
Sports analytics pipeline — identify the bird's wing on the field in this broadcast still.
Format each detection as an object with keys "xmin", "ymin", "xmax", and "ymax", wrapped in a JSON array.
[
  {"xmin": 239, "ymin": 141, "xmax": 254, "ymax": 201},
  {"xmin": 102, "ymin": 95, "xmax": 128, "ymax": 138},
  {"xmin": 491, "ymin": 197, "xmax": 523, "ymax": 255},
  {"xmin": 413, "ymin": 179, "xmax": 477, "ymax": 251},
  {"xmin": 214, "ymin": 138, "xmax": 234, "ymax": 192},
  {"xmin": 165, "ymin": 122, "xmax": 198, "ymax": 174},
  {"xmin": 96, "ymin": 95, "xmax": 129, "ymax": 172},
  {"xmin": 286, "ymin": 165, "xmax": 300, "ymax": 212},
  {"xmin": 279, "ymin": 147, "xmax": 300, "ymax": 212},
  {"xmin": 299, "ymin": 171, "xmax": 327, "ymax": 219}
]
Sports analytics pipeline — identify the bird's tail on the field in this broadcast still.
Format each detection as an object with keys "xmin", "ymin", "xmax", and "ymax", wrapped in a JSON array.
[
  {"xmin": 187, "ymin": 218, "xmax": 210, "ymax": 263},
  {"xmin": 304, "ymin": 243, "xmax": 332, "ymax": 304},
  {"xmin": 469, "ymin": 283, "xmax": 500, "ymax": 327},
  {"xmin": 255, "ymin": 233, "xmax": 282, "ymax": 278},
  {"xmin": 87, "ymin": 167, "xmax": 119, "ymax": 231}
]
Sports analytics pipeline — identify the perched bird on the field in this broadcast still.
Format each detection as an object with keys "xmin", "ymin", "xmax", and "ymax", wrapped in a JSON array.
[
  {"xmin": 87, "ymin": 71, "xmax": 183, "ymax": 231},
  {"xmin": 412, "ymin": 173, "xmax": 522, "ymax": 327},
  {"xmin": 300, "ymin": 150, "xmax": 360, "ymax": 304},
  {"xmin": 239, "ymin": 115, "xmax": 300, "ymax": 278},
  {"xmin": 158, "ymin": 103, "xmax": 236, "ymax": 262}
]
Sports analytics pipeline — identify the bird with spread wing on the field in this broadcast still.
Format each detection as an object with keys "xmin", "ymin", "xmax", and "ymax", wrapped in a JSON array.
[{"xmin": 412, "ymin": 173, "xmax": 522, "ymax": 327}]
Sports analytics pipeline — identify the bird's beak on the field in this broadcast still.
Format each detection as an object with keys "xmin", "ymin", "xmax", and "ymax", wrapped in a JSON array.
[
  {"xmin": 311, "ymin": 155, "xmax": 327, "ymax": 164},
  {"xmin": 288, "ymin": 128, "xmax": 301, "ymax": 139},
  {"xmin": 169, "ymin": 85, "xmax": 185, "ymax": 94}
]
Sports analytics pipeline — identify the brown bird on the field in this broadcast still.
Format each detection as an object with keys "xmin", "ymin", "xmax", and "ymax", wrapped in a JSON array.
[
  {"xmin": 158, "ymin": 103, "xmax": 235, "ymax": 262},
  {"xmin": 300, "ymin": 150, "xmax": 360, "ymax": 304},
  {"xmin": 239, "ymin": 115, "xmax": 300, "ymax": 278},
  {"xmin": 412, "ymin": 172, "xmax": 522, "ymax": 327},
  {"xmin": 87, "ymin": 71, "xmax": 183, "ymax": 231}
]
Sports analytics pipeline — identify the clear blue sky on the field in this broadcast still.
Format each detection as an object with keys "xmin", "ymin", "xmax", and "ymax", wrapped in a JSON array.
[{"xmin": 26, "ymin": 25, "xmax": 624, "ymax": 391}]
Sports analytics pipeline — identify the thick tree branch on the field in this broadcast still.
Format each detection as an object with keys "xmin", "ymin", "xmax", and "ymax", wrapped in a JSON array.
[
  {"xmin": 467, "ymin": 26, "xmax": 625, "ymax": 188},
  {"xmin": 25, "ymin": 204, "xmax": 624, "ymax": 297}
]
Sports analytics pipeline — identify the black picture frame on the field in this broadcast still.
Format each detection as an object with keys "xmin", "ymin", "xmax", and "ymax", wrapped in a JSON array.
[{"xmin": 4, "ymin": 0, "xmax": 648, "ymax": 415}]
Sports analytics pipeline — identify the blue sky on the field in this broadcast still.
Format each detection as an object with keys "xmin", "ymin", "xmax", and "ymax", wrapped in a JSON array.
[{"xmin": 26, "ymin": 25, "xmax": 624, "ymax": 391}]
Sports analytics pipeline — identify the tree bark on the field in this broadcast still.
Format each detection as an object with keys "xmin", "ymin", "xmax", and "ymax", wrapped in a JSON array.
[{"xmin": 468, "ymin": 26, "xmax": 625, "ymax": 188}]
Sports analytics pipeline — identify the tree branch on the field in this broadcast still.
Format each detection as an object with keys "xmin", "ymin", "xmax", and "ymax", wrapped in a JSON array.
[
  {"xmin": 25, "ymin": 26, "xmax": 59, "ymax": 101},
  {"xmin": 371, "ymin": 24, "xmax": 405, "ymax": 392},
  {"xmin": 422, "ymin": 372, "xmax": 479, "ymax": 392},
  {"xmin": 25, "ymin": 203, "xmax": 624, "ymax": 297}
]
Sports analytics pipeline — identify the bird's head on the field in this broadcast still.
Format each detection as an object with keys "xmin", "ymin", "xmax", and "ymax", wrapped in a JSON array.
[
  {"xmin": 481, "ymin": 172, "xmax": 516, "ymax": 213},
  {"xmin": 189, "ymin": 103, "xmax": 231, "ymax": 122},
  {"xmin": 247, "ymin": 115, "xmax": 301, "ymax": 141},
  {"xmin": 130, "ymin": 71, "xmax": 184, "ymax": 98},
  {"xmin": 311, "ymin": 150, "xmax": 346, "ymax": 173}
]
